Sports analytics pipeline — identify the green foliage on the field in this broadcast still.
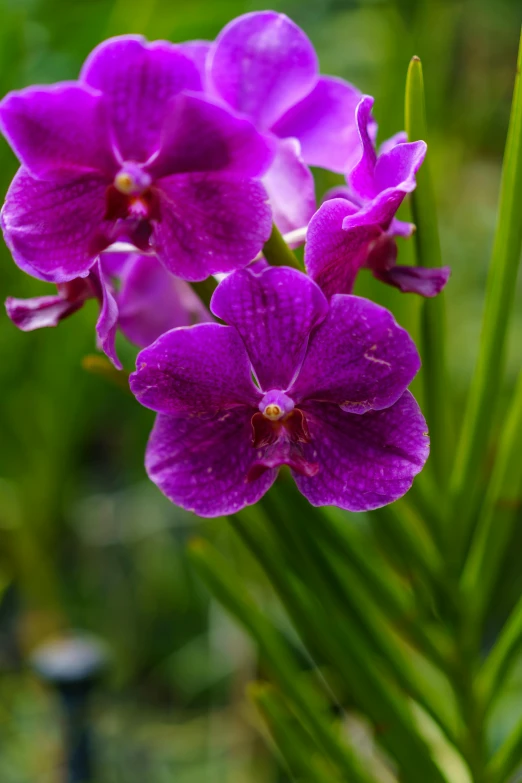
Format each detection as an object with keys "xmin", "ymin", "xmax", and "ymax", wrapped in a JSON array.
[
  {"xmin": 191, "ymin": 29, "xmax": 522, "ymax": 783},
  {"xmin": 1, "ymin": 2, "xmax": 522, "ymax": 782}
]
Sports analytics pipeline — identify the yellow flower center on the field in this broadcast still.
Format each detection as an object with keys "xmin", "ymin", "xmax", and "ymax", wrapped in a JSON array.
[
  {"xmin": 263, "ymin": 404, "xmax": 282, "ymax": 421},
  {"xmin": 114, "ymin": 172, "xmax": 136, "ymax": 195}
]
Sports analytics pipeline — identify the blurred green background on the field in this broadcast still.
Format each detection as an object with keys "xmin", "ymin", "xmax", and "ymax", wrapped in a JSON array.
[{"xmin": 0, "ymin": 0, "xmax": 521, "ymax": 780}]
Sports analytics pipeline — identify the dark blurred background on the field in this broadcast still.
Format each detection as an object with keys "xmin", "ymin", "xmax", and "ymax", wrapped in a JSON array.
[{"xmin": 0, "ymin": 0, "xmax": 521, "ymax": 780}]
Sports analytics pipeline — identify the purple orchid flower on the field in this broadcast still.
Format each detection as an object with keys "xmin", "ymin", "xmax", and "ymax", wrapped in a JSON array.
[
  {"xmin": 6, "ymin": 252, "xmax": 211, "ymax": 369},
  {"xmin": 0, "ymin": 35, "xmax": 274, "ymax": 285},
  {"xmin": 183, "ymin": 11, "xmax": 369, "ymax": 234},
  {"xmin": 305, "ymin": 96, "xmax": 451, "ymax": 298},
  {"xmin": 130, "ymin": 266, "xmax": 429, "ymax": 517}
]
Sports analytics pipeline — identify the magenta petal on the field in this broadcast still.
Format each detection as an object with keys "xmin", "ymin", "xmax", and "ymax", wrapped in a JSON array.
[
  {"xmin": 90, "ymin": 260, "xmax": 121, "ymax": 369},
  {"xmin": 290, "ymin": 295, "xmax": 420, "ymax": 412},
  {"xmin": 271, "ymin": 76, "xmax": 363, "ymax": 172},
  {"xmin": 1, "ymin": 167, "xmax": 110, "ymax": 282},
  {"xmin": 211, "ymin": 266, "xmax": 329, "ymax": 392},
  {"xmin": 145, "ymin": 410, "xmax": 277, "ymax": 517},
  {"xmin": 0, "ymin": 83, "xmax": 116, "ymax": 179},
  {"xmin": 209, "ymin": 11, "xmax": 317, "ymax": 130},
  {"xmin": 130, "ymin": 323, "xmax": 261, "ymax": 416},
  {"xmin": 80, "ymin": 35, "xmax": 200, "ymax": 163},
  {"xmin": 148, "ymin": 93, "xmax": 274, "ymax": 179},
  {"xmin": 374, "ymin": 265, "xmax": 451, "ymax": 296},
  {"xmin": 379, "ymin": 131, "xmax": 407, "ymax": 156},
  {"xmin": 374, "ymin": 140, "xmax": 426, "ymax": 193},
  {"xmin": 305, "ymin": 198, "xmax": 381, "ymax": 297},
  {"xmin": 5, "ymin": 292, "xmax": 84, "ymax": 330},
  {"xmin": 262, "ymin": 138, "xmax": 316, "ymax": 233},
  {"xmin": 116, "ymin": 253, "xmax": 211, "ymax": 347},
  {"xmin": 153, "ymin": 173, "xmax": 271, "ymax": 280},
  {"xmin": 294, "ymin": 393, "xmax": 429, "ymax": 511},
  {"xmin": 177, "ymin": 41, "xmax": 212, "ymax": 88},
  {"xmin": 389, "ymin": 217, "xmax": 415, "ymax": 238},
  {"xmin": 348, "ymin": 96, "xmax": 378, "ymax": 201}
]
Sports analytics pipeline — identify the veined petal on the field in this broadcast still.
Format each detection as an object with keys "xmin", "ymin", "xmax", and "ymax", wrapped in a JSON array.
[
  {"xmin": 153, "ymin": 172, "xmax": 271, "ymax": 280},
  {"xmin": 130, "ymin": 323, "xmax": 261, "ymax": 416},
  {"xmin": 209, "ymin": 11, "xmax": 317, "ymax": 130},
  {"xmin": 1, "ymin": 167, "xmax": 111, "ymax": 282},
  {"xmin": 290, "ymin": 294, "xmax": 420, "ymax": 411},
  {"xmin": 211, "ymin": 266, "xmax": 329, "ymax": 392},
  {"xmin": 262, "ymin": 138, "xmax": 316, "ymax": 234},
  {"xmin": 0, "ymin": 83, "xmax": 116, "ymax": 179},
  {"xmin": 305, "ymin": 198, "xmax": 381, "ymax": 297},
  {"xmin": 145, "ymin": 410, "xmax": 277, "ymax": 517},
  {"xmin": 116, "ymin": 253, "xmax": 211, "ymax": 348},
  {"xmin": 80, "ymin": 35, "xmax": 200, "ymax": 163},
  {"xmin": 295, "ymin": 393, "xmax": 429, "ymax": 511},
  {"xmin": 271, "ymin": 76, "xmax": 363, "ymax": 172},
  {"xmin": 148, "ymin": 93, "xmax": 274, "ymax": 179}
]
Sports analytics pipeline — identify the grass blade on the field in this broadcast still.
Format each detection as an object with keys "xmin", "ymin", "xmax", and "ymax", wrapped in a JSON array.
[
  {"xmin": 461, "ymin": 369, "xmax": 522, "ymax": 630},
  {"xmin": 405, "ymin": 55, "xmax": 450, "ymax": 492},
  {"xmin": 449, "ymin": 29, "xmax": 522, "ymax": 563}
]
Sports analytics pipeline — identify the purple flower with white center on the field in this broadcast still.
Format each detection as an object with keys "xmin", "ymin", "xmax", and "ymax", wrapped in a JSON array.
[
  {"xmin": 305, "ymin": 96, "xmax": 451, "ymax": 298},
  {"xmin": 5, "ymin": 252, "xmax": 211, "ymax": 368},
  {"xmin": 186, "ymin": 11, "xmax": 368, "ymax": 234},
  {"xmin": 130, "ymin": 266, "xmax": 429, "ymax": 517},
  {"xmin": 0, "ymin": 35, "xmax": 274, "ymax": 284}
]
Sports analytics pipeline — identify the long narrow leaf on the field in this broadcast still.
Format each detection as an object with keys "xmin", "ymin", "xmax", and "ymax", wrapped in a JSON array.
[
  {"xmin": 486, "ymin": 714, "xmax": 522, "ymax": 783},
  {"xmin": 477, "ymin": 594, "xmax": 522, "ymax": 714},
  {"xmin": 235, "ymin": 504, "xmax": 451, "ymax": 783},
  {"xmin": 450, "ymin": 29, "xmax": 522, "ymax": 563},
  {"xmin": 461, "ymin": 369, "xmax": 522, "ymax": 630},
  {"xmin": 250, "ymin": 683, "xmax": 341, "ymax": 783},
  {"xmin": 405, "ymin": 55, "xmax": 450, "ymax": 492},
  {"xmin": 188, "ymin": 538, "xmax": 378, "ymax": 783}
]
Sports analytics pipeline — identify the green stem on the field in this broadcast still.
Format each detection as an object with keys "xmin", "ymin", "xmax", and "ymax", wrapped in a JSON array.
[
  {"xmin": 461, "ymin": 369, "xmax": 522, "ymax": 632},
  {"xmin": 477, "ymin": 594, "xmax": 522, "ymax": 715},
  {"xmin": 449, "ymin": 29, "xmax": 522, "ymax": 565},
  {"xmin": 191, "ymin": 276, "xmax": 218, "ymax": 309},
  {"xmin": 263, "ymin": 224, "xmax": 302, "ymax": 269},
  {"xmin": 188, "ymin": 538, "xmax": 377, "ymax": 783},
  {"xmin": 238, "ymin": 501, "xmax": 450, "ymax": 783},
  {"xmin": 405, "ymin": 55, "xmax": 450, "ymax": 493},
  {"xmin": 487, "ymin": 714, "xmax": 522, "ymax": 783},
  {"xmin": 250, "ymin": 683, "xmax": 341, "ymax": 783}
]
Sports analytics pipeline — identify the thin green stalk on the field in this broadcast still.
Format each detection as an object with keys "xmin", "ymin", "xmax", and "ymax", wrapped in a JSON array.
[
  {"xmin": 477, "ymin": 594, "xmax": 522, "ymax": 715},
  {"xmin": 242, "ymin": 504, "xmax": 450, "ymax": 783},
  {"xmin": 263, "ymin": 224, "xmax": 302, "ymax": 268},
  {"xmin": 450, "ymin": 30, "xmax": 522, "ymax": 564},
  {"xmin": 317, "ymin": 508, "xmax": 453, "ymax": 669},
  {"xmin": 308, "ymin": 525, "xmax": 460, "ymax": 746},
  {"xmin": 461, "ymin": 369, "xmax": 522, "ymax": 631},
  {"xmin": 250, "ymin": 683, "xmax": 341, "ymax": 783},
  {"xmin": 405, "ymin": 55, "xmax": 450, "ymax": 492},
  {"xmin": 191, "ymin": 276, "xmax": 218, "ymax": 309},
  {"xmin": 487, "ymin": 714, "xmax": 522, "ymax": 783},
  {"xmin": 188, "ymin": 538, "xmax": 377, "ymax": 783}
]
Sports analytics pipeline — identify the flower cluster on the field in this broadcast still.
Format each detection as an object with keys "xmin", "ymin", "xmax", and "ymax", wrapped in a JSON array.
[{"xmin": 0, "ymin": 11, "xmax": 446, "ymax": 515}]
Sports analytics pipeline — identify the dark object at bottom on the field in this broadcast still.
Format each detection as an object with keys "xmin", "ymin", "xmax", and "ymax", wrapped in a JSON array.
[{"xmin": 30, "ymin": 634, "xmax": 110, "ymax": 783}]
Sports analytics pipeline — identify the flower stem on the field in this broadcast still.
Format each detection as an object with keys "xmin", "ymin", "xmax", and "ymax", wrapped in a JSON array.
[
  {"xmin": 449, "ymin": 29, "xmax": 522, "ymax": 566},
  {"xmin": 263, "ymin": 224, "xmax": 302, "ymax": 269},
  {"xmin": 405, "ymin": 55, "xmax": 451, "ymax": 494}
]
